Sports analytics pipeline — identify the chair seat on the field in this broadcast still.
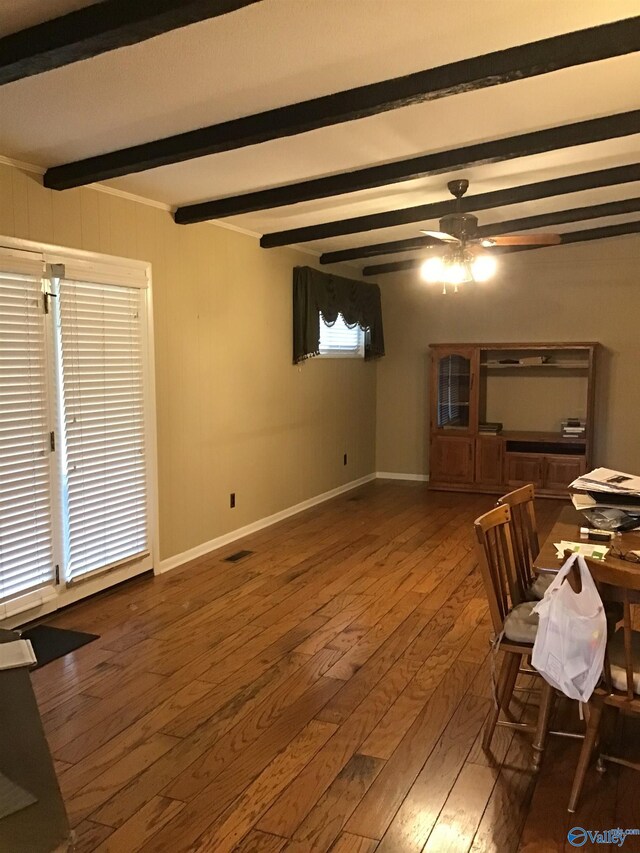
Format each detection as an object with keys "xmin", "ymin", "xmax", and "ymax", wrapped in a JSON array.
[
  {"xmin": 504, "ymin": 600, "xmax": 539, "ymax": 644},
  {"xmin": 608, "ymin": 628, "xmax": 640, "ymax": 695},
  {"xmin": 527, "ymin": 572, "xmax": 554, "ymax": 601}
]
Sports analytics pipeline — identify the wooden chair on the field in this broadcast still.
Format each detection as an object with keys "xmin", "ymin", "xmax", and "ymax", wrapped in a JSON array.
[
  {"xmin": 474, "ymin": 504, "xmax": 555, "ymax": 767},
  {"xmin": 568, "ymin": 557, "xmax": 640, "ymax": 812},
  {"xmin": 497, "ymin": 484, "xmax": 552, "ymax": 600}
]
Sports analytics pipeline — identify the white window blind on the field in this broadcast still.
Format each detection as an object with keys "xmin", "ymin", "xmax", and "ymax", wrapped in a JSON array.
[
  {"xmin": 0, "ymin": 271, "xmax": 56, "ymax": 606},
  {"xmin": 319, "ymin": 313, "xmax": 364, "ymax": 356},
  {"xmin": 59, "ymin": 279, "xmax": 148, "ymax": 582}
]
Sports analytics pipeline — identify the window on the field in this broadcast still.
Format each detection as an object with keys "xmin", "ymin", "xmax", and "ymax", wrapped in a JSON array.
[
  {"xmin": 0, "ymin": 243, "xmax": 155, "ymax": 621},
  {"xmin": 318, "ymin": 313, "xmax": 364, "ymax": 357}
]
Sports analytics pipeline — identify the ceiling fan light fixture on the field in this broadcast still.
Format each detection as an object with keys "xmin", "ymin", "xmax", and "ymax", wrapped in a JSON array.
[
  {"xmin": 420, "ymin": 255, "xmax": 447, "ymax": 283},
  {"xmin": 470, "ymin": 253, "xmax": 497, "ymax": 282}
]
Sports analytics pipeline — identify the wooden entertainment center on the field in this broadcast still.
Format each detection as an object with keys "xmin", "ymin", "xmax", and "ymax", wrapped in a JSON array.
[{"xmin": 428, "ymin": 342, "xmax": 597, "ymax": 497}]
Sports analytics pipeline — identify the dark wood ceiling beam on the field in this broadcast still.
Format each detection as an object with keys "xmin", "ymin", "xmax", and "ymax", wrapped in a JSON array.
[
  {"xmin": 178, "ymin": 110, "xmax": 640, "ymax": 223},
  {"xmin": 0, "ymin": 1, "xmax": 261, "ymax": 88},
  {"xmin": 43, "ymin": 16, "xmax": 640, "ymax": 191},
  {"xmin": 361, "ymin": 220, "xmax": 640, "ymax": 276},
  {"xmin": 321, "ymin": 236, "xmax": 447, "ymax": 264},
  {"xmin": 319, "ymin": 197, "xmax": 640, "ymax": 264},
  {"xmin": 261, "ymin": 162, "xmax": 640, "ymax": 247}
]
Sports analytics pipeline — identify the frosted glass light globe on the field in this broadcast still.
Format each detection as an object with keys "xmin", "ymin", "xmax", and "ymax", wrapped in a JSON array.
[
  {"xmin": 471, "ymin": 254, "xmax": 497, "ymax": 282},
  {"xmin": 420, "ymin": 256, "xmax": 446, "ymax": 283}
]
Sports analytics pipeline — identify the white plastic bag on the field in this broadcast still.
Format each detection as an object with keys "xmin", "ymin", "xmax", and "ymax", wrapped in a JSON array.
[{"xmin": 531, "ymin": 553, "xmax": 606, "ymax": 702}]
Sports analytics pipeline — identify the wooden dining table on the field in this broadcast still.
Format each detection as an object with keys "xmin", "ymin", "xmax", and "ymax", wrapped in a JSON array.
[{"xmin": 534, "ymin": 505, "xmax": 640, "ymax": 591}]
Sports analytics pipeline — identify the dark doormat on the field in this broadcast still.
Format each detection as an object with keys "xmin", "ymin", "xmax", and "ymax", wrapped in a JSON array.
[{"xmin": 19, "ymin": 625, "xmax": 99, "ymax": 669}]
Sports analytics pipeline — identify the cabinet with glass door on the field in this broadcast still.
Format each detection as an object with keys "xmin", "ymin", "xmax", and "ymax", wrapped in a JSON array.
[{"xmin": 428, "ymin": 342, "xmax": 596, "ymax": 496}]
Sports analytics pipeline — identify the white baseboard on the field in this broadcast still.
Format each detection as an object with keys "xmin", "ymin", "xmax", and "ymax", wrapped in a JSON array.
[
  {"xmin": 376, "ymin": 471, "xmax": 430, "ymax": 482},
  {"xmin": 158, "ymin": 473, "xmax": 377, "ymax": 574}
]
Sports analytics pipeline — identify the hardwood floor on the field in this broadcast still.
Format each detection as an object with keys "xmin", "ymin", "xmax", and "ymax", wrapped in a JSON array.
[{"xmin": 28, "ymin": 482, "xmax": 637, "ymax": 852}]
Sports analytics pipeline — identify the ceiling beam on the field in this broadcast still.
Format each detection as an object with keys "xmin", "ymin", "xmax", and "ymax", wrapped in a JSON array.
[
  {"xmin": 321, "ymin": 236, "xmax": 447, "ymax": 264},
  {"xmin": 177, "ymin": 110, "xmax": 640, "ymax": 223},
  {"xmin": 319, "ymin": 197, "xmax": 640, "ymax": 264},
  {"xmin": 260, "ymin": 162, "xmax": 640, "ymax": 248},
  {"xmin": 361, "ymin": 220, "xmax": 640, "ymax": 276},
  {"xmin": 0, "ymin": 0, "xmax": 261, "ymax": 87},
  {"xmin": 43, "ymin": 16, "xmax": 640, "ymax": 191}
]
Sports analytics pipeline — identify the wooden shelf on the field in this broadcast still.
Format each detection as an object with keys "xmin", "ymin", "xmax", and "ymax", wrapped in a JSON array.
[
  {"xmin": 481, "ymin": 361, "xmax": 589, "ymax": 370},
  {"xmin": 501, "ymin": 430, "xmax": 586, "ymax": 445}
]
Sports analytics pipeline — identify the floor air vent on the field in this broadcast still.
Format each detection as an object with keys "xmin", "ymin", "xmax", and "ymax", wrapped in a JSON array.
[{"xmin": 224, "ymin": 549, "xmax": 254, "ymax": 563}]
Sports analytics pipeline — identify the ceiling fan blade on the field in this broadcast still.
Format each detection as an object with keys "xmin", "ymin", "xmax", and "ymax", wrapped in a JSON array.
[
  {"xmin": 420, "ymin": 230, "xmax": 460, "ymax": 243},
  {"xmin": 481, "ymin": 234, "xmax": 562, "ymax": 247}
]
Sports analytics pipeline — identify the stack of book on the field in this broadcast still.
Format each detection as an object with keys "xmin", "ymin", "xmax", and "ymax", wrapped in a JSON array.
[
  {"xmin": 479, "ymin": 422, "xmax": 503, "ymax": 435},
  {"xmin": 561, "ymin": 418, "xmax": 586, "ymax": 439}
]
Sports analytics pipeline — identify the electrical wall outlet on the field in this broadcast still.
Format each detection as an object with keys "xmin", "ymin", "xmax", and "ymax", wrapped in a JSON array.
[{"xmin": 230, "ymin": 492, "xmax": 236, "ymax": 508}]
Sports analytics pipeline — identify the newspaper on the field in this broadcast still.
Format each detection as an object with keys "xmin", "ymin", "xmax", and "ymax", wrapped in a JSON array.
[{"xmin": 570, "ymin": 468, "xmax": 640, "ymax": 496}]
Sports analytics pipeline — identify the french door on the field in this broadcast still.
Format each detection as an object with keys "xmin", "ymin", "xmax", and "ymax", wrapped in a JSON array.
[{"xmin": 0, "ymin": 245, "xmax": 155, "ymax": 621}]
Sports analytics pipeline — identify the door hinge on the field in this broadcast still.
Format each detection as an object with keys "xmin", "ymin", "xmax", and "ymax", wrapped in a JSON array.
[
  {"xmin": 55, "ymin": 565, "xmax": 60, "ymax": 585},
  {"xmin": 50, "ymin": 431, "xmax": 56, "ymax": 452}
]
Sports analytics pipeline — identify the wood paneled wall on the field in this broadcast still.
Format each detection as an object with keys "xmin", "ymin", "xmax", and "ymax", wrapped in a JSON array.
[{"xmin": 0, "ymin": 163, "xmax": 377, "ymax": 563}]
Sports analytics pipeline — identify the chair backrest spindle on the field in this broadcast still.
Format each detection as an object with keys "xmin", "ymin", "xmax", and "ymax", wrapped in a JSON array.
[
  {"xmin": 474, "ymin": 505, "xmax": 523, "ymax": 636},
  {"xmin": 497, "ymin": 484, "xmax": 540, "ymax": 595}
]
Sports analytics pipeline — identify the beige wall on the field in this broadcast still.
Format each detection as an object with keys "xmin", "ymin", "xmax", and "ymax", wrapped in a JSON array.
[
  {"xmin": 0, "ymin": 163, "xmax": 376, "ymax": 562},
  {"xmin": 376, "ymin": 235, "xmax": 640, "ymax": 476}
]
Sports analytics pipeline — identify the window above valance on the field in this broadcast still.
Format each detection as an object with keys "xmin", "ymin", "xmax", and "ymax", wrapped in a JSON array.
[{"xmin": 292, "ymin": 266, "xmax": 385, "ymax": 364}]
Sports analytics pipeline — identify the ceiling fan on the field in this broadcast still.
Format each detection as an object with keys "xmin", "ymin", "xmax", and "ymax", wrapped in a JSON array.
[{"xmin": 419, "ymin": 179, "xmax": 561, "ymax": 292}]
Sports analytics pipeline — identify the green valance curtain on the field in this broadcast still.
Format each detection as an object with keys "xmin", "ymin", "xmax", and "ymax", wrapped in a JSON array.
[{"xmin": 293, "ymin": 266, "xmax": 385, "ymax": 363}]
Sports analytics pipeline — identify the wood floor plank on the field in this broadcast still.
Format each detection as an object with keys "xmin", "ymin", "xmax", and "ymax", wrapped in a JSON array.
[
  {"xmin": 329, "ymin": 833, "xmax": 379, "ymax": 853},
  {"xmin": 71, "ymin": 819, "xmax": 114, "ymax": 853},
  {"xmin": 230, "ymin": 829, "xmax": 288, "ymax": 853},
  {"xmin": 49, "ymin": 671, "xmax": 167, "ymax": 762},
  {"xmin": 257, "ymin": 638, "xmax": 434, "ymax": 839},
  {"xmin": 468, "ymin": 714, "xmax": 538, "ymax": 853},
  {"xmin": 295, "ymin": 597, "xmax": 372, "ymax": 655},
  {"xmin": 318, "ymin": 604, "xmax": 435, "ymax": 724},
  {"xmin": 423, "ymin": 763, "xmax": 498, "ymax": 853},
  {"xmin": 92, "ymin": 796, "xmax": 185, "ymax": 853},
  {"xmin": 323, "ymin": 591, "xmax": 425, "ymax": 682},
  {"xmin": 136, "ymin": 677, "xmax": 343, "ymax": 853},
  {"xmin": 346, "ymin": 660, "xmax": 477, "ymax": 841},
  {"xmin": 282, "ymin": 753, "xmax": 385, "ymax": 853},
  {"xmin": 164, "ymin": 648, "xmax": 343, "ymax": 801},
  {"xmin": 59, "ymin": 679, "xmax": 214, "ymax": 799},
  {"xmin": 373, "ymin": 692, "xmax": 491, "ymax": 853},
  {"xmin": 190, "ymin": 719, "xmax": 337, "ymax": 853},
  {"xmin": 65, "ymin": 732, "xmax": 180, "ymax": 828}
]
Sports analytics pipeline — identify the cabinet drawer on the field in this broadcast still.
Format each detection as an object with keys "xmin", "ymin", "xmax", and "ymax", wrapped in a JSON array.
[{"xmin": 504, "ymin": 452, "xmax": 544, "ymax": 488}]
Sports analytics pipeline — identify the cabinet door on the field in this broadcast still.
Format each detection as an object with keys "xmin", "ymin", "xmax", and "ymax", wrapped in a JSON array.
[
  {"xmin": 430, "ymin": 436, "xmax": 474, "ymax": 484},
  {"xmin": 504, "ymin": 453, "xmax": 544, "ymax": 488},
  {"xmin": 544, "ymin": 456, "xmax": 586, "ymax": 491},
  {"xmin": 430, "ymin": 347, "xmax": 478, "ymax": 435},
  {"xmin": 475, "ymin": 438, "xmax": 503, "ymax": 485}
]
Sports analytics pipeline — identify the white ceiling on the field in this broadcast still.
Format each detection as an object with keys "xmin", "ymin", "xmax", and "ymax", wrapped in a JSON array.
[{"xmin": 1, "ymin": 0, "xmax": 638, "ymax": 264}]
